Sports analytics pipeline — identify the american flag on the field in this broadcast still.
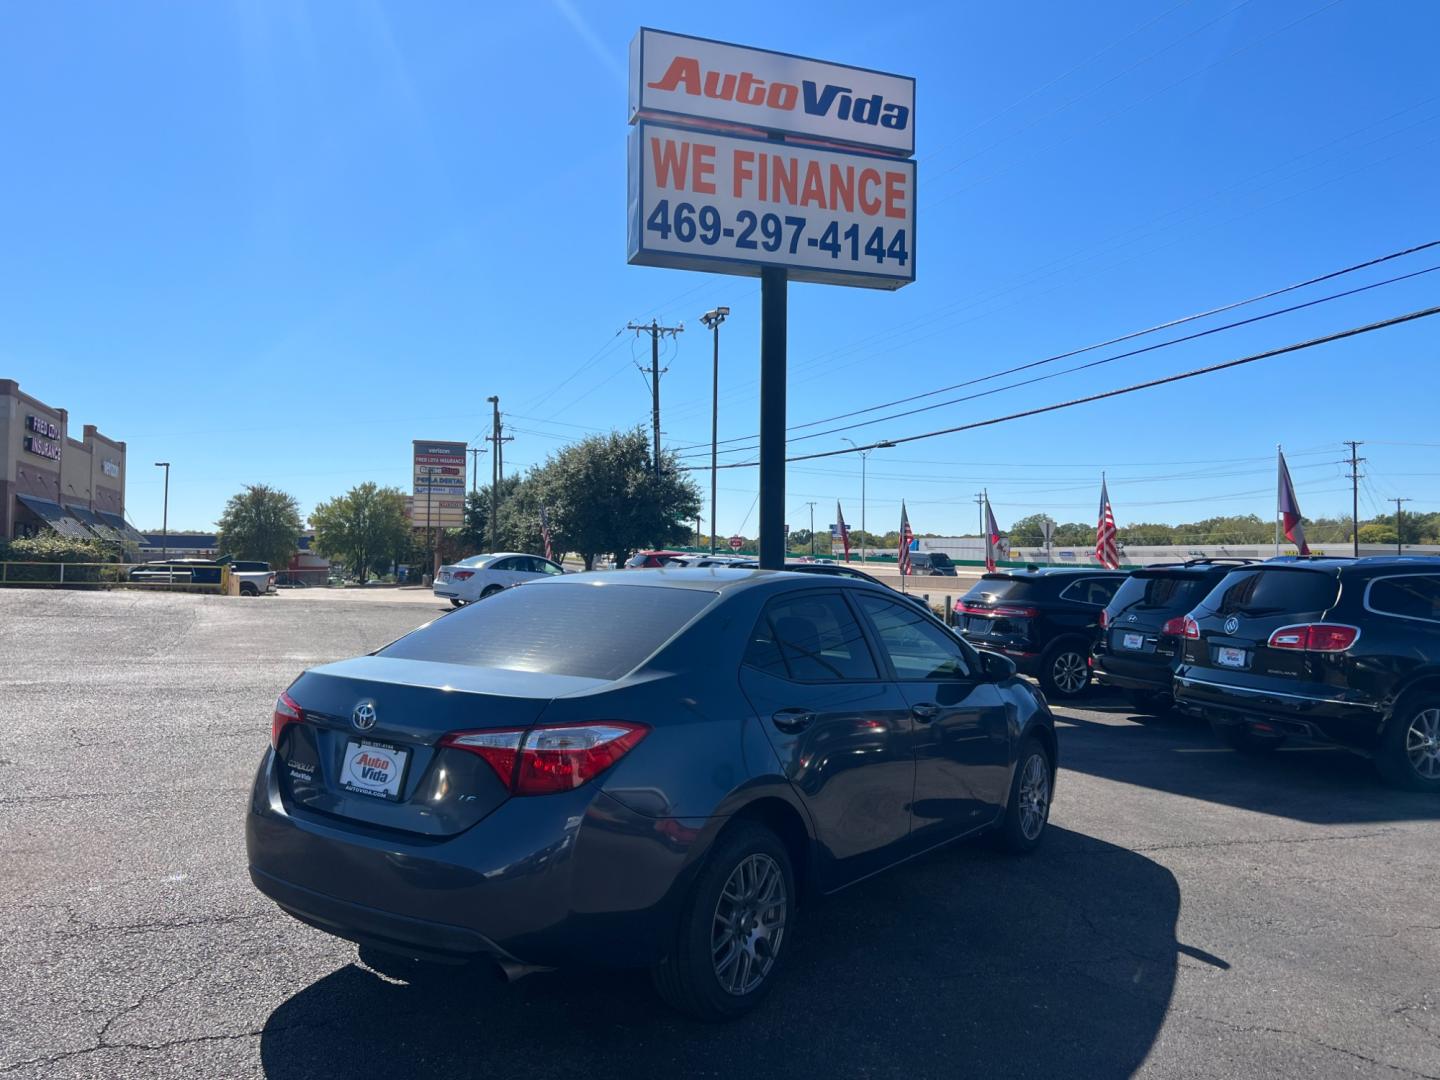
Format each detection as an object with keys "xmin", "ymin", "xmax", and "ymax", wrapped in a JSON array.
[
  {"xmin": 984, "ymin": 493, "xmax": 1001, "ymax": 572},
  {"xmin": 539, "ymin": 505, "xmax": 553, "ymax": 562},
  {"xmin": 1095, "ymin": 477, "xmax": 1120, "ymax": 569},
  {"xmin": 1277, "ymin": 449, "xmax": 1310, "ymax": 554},
  {"xmin": 898, "ymin": 502, "xmax": 914, "ymax": 576},
  {"xmin": 835, "ymin": 501, "xmax": 851, "ymax": 562}
]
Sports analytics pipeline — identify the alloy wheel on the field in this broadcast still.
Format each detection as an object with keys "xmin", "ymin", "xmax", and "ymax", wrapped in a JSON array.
[
  {"xmin": 1405, "ymin": 708, "xmax": 1440, "ymax": 779},
  {"xmin": 1018, "ymin": 753, "xmax": 1050, "ymax": 841},
  {"xmin": 711, "ymin": 853, "xmax": 787, "ymax": 996},
  {"xmin": 1052, "ymin": 651, "xmax": 1088, "ymax": 694}
]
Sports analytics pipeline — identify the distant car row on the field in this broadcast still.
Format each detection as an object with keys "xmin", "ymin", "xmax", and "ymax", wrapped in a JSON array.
[
  {"xmin": 128, "ymin": 557, "xmax": 276, "ymax": 596},
  {"xmin": 954, "ymin": 557, "xmax": 1440, "ymax": 791},
  {"xmin": 623, "ymin": 549, "xmax": 958, "ymax": 574}
]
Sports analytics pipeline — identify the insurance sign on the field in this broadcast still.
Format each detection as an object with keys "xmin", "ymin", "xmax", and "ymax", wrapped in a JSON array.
[
  {"xmin": 411, "ymin": 440, "xmax": 466, "ymax": 529},
  {"xmin": 629, "ymin": 29, "xmax": 914, "ymax": 156},
  {"xmin": 628, "ymin": 121, "xmax": 914, "ymax": 289}
]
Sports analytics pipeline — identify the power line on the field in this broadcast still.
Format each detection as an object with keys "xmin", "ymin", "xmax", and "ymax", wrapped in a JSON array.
[
  {"xmin": 677, "ymin": 247, "xmax": 1440, "ymax": 457},
  {"xmin": 695, "ymin": 305, "xmax": 1440, "ymax": 471}
]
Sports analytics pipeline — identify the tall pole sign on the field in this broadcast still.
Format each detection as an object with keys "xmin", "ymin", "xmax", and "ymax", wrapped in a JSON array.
[{"xmin": 628, "ymin": 28, "xmax": 915, "ymax": 568}]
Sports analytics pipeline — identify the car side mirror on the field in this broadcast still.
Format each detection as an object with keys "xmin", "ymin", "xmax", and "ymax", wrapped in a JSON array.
[{"xmin": 979, "ymin": 650, "xmax": 1016, "ymax": 681}]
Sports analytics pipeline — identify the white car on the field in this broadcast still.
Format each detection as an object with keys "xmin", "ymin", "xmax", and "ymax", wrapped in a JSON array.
[{"xmin": 433, "ymin": 552, "xmax": 565, "ymax": 606}]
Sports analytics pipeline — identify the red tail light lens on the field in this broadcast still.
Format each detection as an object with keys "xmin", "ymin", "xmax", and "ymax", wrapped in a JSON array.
[
  {"xmin": 1098, "ymin": 610, "xmax": 1110, "ymax": 629},
  {"xmin": 271, "ymin": 690, "xmax": 303, "ymax": 748},
  {"xmin": 453, "ymin": 570, "xmax": 475, "ymax": 581},
  {"xmin": 440, "ymin": 722, "xmax": 649, "ymax": 796},
  {"xmin": 1182, "ymin": 616, "xmax": 1200, "ymax": 640},
  {"xmin": 1267, "ymin": 624, "xmax": 1359, "ymax": 653},
  {"xmin": 1161, "ymin": 616, "xmax": 1188, "ymax": 636}
]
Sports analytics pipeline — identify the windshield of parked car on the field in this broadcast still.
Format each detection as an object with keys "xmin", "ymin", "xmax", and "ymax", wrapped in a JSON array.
[
  {"xmin": 380, "ymin": 583, "xmax": 716, "ymax": 679},
  {"xmin": 1201, "ymin": 568, "xmax": 1338, "ymax": 617},
  {"xmin": 964, "ymin": 576, "xmax": 1046, "ymax": 602}
]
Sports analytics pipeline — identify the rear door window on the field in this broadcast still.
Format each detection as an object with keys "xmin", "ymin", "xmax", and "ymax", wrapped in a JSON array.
[
  {"xmin": 380, "ymin": 584, "xmax": 715, "ymax": 679},
  {"xmin": 1205, "ymin": 569, "xmax": 1338, "ymax": 616},
  {"xmin": 1059, "ymin": 577, "xmax": 1123, "ymax": 606},
  {"xmin": 744, "ymin": 592, "xmax": 878, "ymax": 682},
  {"xmin": 1367, "ymin": 575, "xmax": 1440, "ymax": 623}
]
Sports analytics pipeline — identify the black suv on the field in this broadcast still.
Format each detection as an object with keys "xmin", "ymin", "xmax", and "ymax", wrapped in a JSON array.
[
  {"xmin": 1093, "ymin": 559, "xmax": 1257, "ymax": 712},
  {"xmin": 956, "ymin": 568, "xmax": 1127, "ymax": 698},
  {"xmin": 1173, "ymin": 557, "xmax": 1440, "ymax": 791}
]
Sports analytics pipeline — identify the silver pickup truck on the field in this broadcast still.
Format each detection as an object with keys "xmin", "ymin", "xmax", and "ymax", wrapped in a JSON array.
[{"xmin": 128, "ymin": 558, "xmax": 276, "ymax": 596}]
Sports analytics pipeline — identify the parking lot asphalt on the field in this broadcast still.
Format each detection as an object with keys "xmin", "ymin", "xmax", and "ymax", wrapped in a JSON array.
[{"xmin": 2, "ymin": 589, "xmax": 1437, "ymax": 1080}]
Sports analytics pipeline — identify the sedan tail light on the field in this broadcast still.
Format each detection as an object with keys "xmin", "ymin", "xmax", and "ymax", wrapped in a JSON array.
[
  {"xmin": 1182, "ymin": 615, "xmax": 1200, "ymax": 640},
  {"xmin": 452, "ymin": 570, "xmax": 475, "ymax": 581},
  {"xmin": 440, "ymin": 722, "xmax": 649, "ymax": 796},
  {"xmin": 1267, "ymin": 623, "xmax": 1360, "ymax": 653},
  {"xmin": 271, "ymin": 690, "xmax": 303, "ymax": 748},
  {"xmin": 1160, "ymin": 616, "xmax": 1188, "ymax": 636}
]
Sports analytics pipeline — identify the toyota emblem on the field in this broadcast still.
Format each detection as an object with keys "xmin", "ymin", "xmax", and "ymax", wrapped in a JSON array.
[
  {"xmin": 351, "ymin": 700, "xmax": 377, "ymax": 731},
  {"xmin": 1223, "ymin": 616, "xmax": 1240, "ymax": 635}
]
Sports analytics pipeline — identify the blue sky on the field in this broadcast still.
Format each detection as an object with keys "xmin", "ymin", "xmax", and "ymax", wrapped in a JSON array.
[{"xmin": 3, "ymin": 0, "xmax": 1437, "ymax": 539}]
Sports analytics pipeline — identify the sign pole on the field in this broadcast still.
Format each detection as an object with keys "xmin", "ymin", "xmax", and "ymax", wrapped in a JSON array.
[{"xmin": 758, "ymin": 265, "xmax": 787, "ymax": 570}]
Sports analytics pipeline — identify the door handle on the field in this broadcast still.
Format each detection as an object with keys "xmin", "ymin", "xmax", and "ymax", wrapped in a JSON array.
[
  {"xmin": 910, "ymin": 702, "xmax": 941, "ymax": 724},
  {"xmin": 771, "ymin": 709, "xmax": 815, "ymax": 733}
]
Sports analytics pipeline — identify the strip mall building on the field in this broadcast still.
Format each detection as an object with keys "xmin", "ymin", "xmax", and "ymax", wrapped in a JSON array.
[{"xmin": 1, "ymin": 379, "xmax": 145, "ymax": 546}]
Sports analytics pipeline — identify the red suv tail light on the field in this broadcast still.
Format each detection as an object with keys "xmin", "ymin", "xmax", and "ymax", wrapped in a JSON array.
[
  {"xmin": 1181, "ymin": 615, "xmax": 1200, "ymax": 640},
  {"xmin": 993, "ymin": 605, "xmax": 1038, "ymax": 619},
  {"xmin": 271, "ymin": 690, "xmax": 303, "ymax": 748},
  {"xmin": 1098, "ymin": 610, "xmax": 1110, "ymax": 629},
  {"xmin": 452, "ymin": 570, "xmax": 475, "ymax": 581},
  {"xmin": 1267, "ymin": 623, "xmax": 1359, "ymax": 653},
  {"xmin": 440, "ymin": 722, "xmax": 649, "ymax": 796},
  {"xmin": 1160, "ymin": 616, "xmax": 1188, "ymax": 636}
]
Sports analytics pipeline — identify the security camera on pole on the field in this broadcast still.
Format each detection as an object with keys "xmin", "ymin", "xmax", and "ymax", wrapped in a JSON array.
[{"xmin": 628, "ymin": 30, "xmax": 915, "ymax": 569}]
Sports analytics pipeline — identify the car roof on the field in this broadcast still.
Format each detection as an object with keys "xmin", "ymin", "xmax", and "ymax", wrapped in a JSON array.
[
  {"xmin": 983, "ymin": 567, "xmax": 1124, "ymax": 579},
  {"xmin": 526, "ymin": 567, "xmax": 888, "ymax": 594}
]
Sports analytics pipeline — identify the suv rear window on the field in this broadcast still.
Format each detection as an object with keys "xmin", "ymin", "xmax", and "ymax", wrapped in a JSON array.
[
  {"xmin": 963, "ymin": 576, "xmax": 1046, "ymax": 602},
  {"xmin": 380, "ymin": 583, "xmax": 715, "ymax": 679},
  {"xmin": 1202, "ymin": 568, "xmax": 1338, "ymax": 617},
  {"xmin": 1109, "ymin": 573, "xmax": 1204, "ymax": 612}
]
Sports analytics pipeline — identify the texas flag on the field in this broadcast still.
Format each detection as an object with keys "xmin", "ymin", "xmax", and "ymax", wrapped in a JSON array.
[
  {"xmin": 983, "ymin": 492, "xmax": 1001, "ymax": 572},
  {"xmin": 1277, "ymin": 449, "xmax": 1310, "ymax": 555}
]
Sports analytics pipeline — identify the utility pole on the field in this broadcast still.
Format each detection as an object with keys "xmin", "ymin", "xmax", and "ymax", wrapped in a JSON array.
[
  {"xmin": 806, "ymin": 501, "xmax": 816, "ymax": 557},
  {"xmin": 1343, "ymin": 440, "xmax": 1364, "ymax": 557},
  {"xmin": 627, "ymin": 319, "xmax": 684, "ymax": 475},
  {"xmin": 700, "ymin": 307, "xmax": 729, "ymax": 553},
  {"xmin": 486, "ymin": 397, "xmax": 500, "ymax": 551},
  {"xmin": 973, "ymin": 492, "xmax": 985, "ymax": 543},
  {"xmin": 1394, "ymin": 497, "xmax": 1410, "ymax": 556},
  {"xmin": 154, "ymin": 462, "xmax": 170, "ymax": 562},
  {"xmin": 467, "ymin": 446, "xmax": 486, "ymax": 495}
]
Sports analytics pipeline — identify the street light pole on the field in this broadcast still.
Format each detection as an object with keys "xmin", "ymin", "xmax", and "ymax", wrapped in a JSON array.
[
  {"xmin": 842, "ymin": 439, "xmax": 893, "ymax": 564},
  {"xmin": 700, "ymin": 306, "xmax": 730, "ymax": 554},
  {"xmin": 154, "ymin": 462, "xmax": 170, "ymax": 562}
]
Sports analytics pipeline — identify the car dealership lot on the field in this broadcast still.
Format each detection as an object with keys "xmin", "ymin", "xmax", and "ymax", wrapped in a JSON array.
[{"xmin": 2, "ymin": 590, "xmax": 1437, "ymax": 1079}]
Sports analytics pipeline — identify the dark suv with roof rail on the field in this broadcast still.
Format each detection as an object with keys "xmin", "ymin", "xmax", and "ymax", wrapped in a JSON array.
[
  {"xmin": 956, "ymin": 568, "xmax": 1128, "ymax": 699},
  {"xmin": 1174, "ymin": 556, "xmax": 1440, "ymax": 790},
  {"xmin": 1093, "ymin": 559, "xmax": 1257, "ymax": 712}
]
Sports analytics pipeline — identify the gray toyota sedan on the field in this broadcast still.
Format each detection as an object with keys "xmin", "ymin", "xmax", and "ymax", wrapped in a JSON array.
[{"xmin": 247, "ymin": 569, "xmax": 1057, "ymax": 1019}]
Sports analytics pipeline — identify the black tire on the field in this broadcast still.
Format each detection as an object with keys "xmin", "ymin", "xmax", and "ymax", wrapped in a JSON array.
[
  {"xmin": 1127, "ymin": 690, "xmax": 1173, "ymax": 714},
  {"xmin": 652, "ymin": 821, "xmax": 796, "ymax": 1021},
  {"xmin": 480, "ymin": 585, "xmax": 503, "ymax": 600},
  {"xmin": 450, "ymin": 598, "xmax": 464, "ymax": 608},
  {"xmin": 1039, "ymin": 641, "xmax": 1090, "ymax": 699},
  {"xmin": 1375, "ymin": 692, "xmax": 1440, "ymax": 792},
  {"xmin": 239, "ymin": 583, "xmax": 257, "ymax": 597},
  {"xmin": 991, "ymin": 734, "xmax": 1053, "ymax": 854},
  {"xmin": 1211, "ymin": 720, "xmax": 1285, "ymax": 754}
]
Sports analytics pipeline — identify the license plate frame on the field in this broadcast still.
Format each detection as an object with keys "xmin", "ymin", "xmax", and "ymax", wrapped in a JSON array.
[
  {"xmin": 1216, "ymin": 646, "xmax": 1248, "ymax": 669},
  {"xmin": 339, "ymin": 739, "xmax": 410, "ymax": 801}
]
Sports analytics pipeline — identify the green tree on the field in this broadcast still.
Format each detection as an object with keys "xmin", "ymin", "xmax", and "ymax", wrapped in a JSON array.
[
  {"xmin": 1358, "ymin": 522, "xmax": 1399, "ymax": 545},
  {"xmin": 534, "ymin": 428, "xmax": 700, "ymax": 569},
  {"xmin": 310, "ymin": 483, "xmax": 411, "ymax": 584},
  {"xmin": 215, "ymin": 484, "xmax": 303, "ymax": 571}
]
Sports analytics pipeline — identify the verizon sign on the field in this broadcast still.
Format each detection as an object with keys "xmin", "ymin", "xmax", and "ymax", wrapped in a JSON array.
[{"xmin": 629, "ymin": 28, "xmax": 914, "ymax": 156}]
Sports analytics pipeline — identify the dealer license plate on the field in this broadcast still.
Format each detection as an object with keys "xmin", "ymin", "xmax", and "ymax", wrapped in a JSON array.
[
  {"xmin": 340, "ymin": 739, "xmax": 409, "ymax": 801},
  {"xmin": 1216, "ymin": 646, "xmax": 1248, "ymax": 669},
  {"xmin": 1122, "ymin": 632, "xmax": 1145, "ymax": 650}
]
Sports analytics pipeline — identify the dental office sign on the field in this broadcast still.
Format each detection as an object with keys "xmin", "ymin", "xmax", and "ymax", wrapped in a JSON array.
[{"xmin": 628, "ymin": 28, "xmax": 915, "ymax": 290}]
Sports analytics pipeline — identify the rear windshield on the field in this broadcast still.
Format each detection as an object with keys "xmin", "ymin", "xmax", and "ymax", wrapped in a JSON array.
[
  {"xmin": 1201, "ymin": 568, "xmax": 1338, "ymax": 617},
  {"xmin": 380, "ymin": 583, "xmax": 715, "ymax": 679},
  {"xmin": 1109, "ymin": 573, "xmax": 1205, "ymax": 612},
  {"xmin": 963, "ymin": 576, "xmax": 1046, "ymax": 602}
]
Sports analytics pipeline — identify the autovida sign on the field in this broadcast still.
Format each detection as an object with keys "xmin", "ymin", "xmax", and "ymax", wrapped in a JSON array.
[{"xmin": 628, "ymin": 29, "xmax": 915, "ymax": 291}]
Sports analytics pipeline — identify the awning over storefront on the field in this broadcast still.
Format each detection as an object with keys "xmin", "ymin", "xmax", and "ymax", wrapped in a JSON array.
[
  {"xmin": 67, "ymin": 506, "xmax": 128, "ymax": 544},
  {"xmin": 98, "ymin": 511, "xmax": 148, "ymax": 546},
  {"xmin": 15, "ymin": 495, "xmax": 96, "ymax": 541}
]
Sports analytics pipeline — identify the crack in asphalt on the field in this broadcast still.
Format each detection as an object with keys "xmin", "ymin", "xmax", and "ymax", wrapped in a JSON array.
[{"xmin": 1183, "ymin": 1011, "xmax": 1440, "ymax": 1080}]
